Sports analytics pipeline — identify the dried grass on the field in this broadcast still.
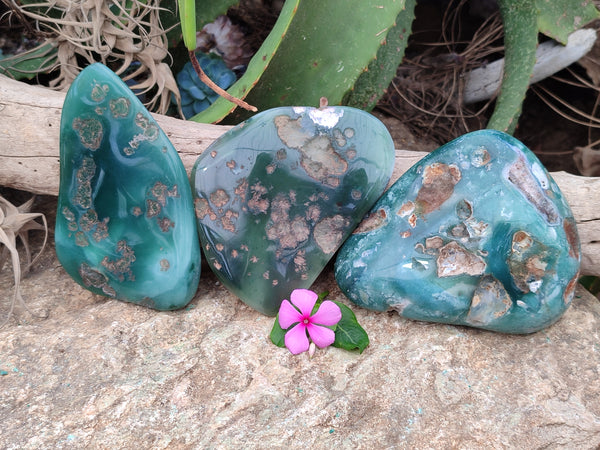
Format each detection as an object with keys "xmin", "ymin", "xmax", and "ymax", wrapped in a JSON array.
[
  {"xmin": 379, "ymin": 0, "xmax": 503, "ymax": 144},
  {"xmin": 381, "ymin": 0, "xmax": 600, "ymax": 162}
]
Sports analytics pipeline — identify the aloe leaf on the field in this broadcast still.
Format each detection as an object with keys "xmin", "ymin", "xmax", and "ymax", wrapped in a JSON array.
[
  {"xmin": 535, "ymin": 0, "xmax": 600, "ymax": 44},
  {"xmin": 487, "ymin": 0, "xmax": 538, "ymax": 134},
  {"xmin": 228, "ymin": 0, "xmax": 406, "ymax": 122},
  {"xmin": 192, "ymin": 0, "xmax": 406, "ymax": 124},
  {"xmin": 190, "ymin": 0, "xmax": 300, "ymax": 123},
  {"xmin": 0, "ymin": 42, "xmax": 57, "ymax": 80},
  {"xmin": 344, "ymin": 0, "xmax": 416, "ymax": 111}
]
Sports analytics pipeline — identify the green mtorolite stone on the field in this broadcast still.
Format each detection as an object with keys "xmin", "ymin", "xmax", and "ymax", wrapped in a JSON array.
[
  {"xmin": 193, "ymin": 106, "xmax": 395, "ymax": 315},
  {"xmin": 56, "ymin": 63, "xmax": 200, "ymax": 310},
  {"xmin": 335, "ymin": 130, "xmax": 581, "ymax": 334}
]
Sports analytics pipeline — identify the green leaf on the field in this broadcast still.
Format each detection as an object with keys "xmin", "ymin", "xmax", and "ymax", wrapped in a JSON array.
[
  {"xmin": 0, "ymin": 42, "xmax": 57, "ymax": 80},
  {"xmin": 192, "ymin": 0, "xmax": 407, "ymax": 124},
  {"xmin": 535, "ymin": 0, "xmax": 600, "ymax": 44},
  {"xmin": 190, "ymin": 0, "xmax": 300, "ymax": 123},
  {"xmin": 178, "ymin": 0, "xmax": 197, "ymax": 51},
  {"xmin": 232, "ymin": 0, "xmax": 407, "ymax": 122},
  {"xmin": 331, "ymin": 301, "xmax": 370, "ymax": 354},
  {"xmin": 313, "ymin": 290, "xmax": 330, "ymax": 313},
  {"xmin": 195, "ymin": 0, "xmax": 240, "ymax": 31},
  {"xmin": 344, "ymin": 0, "xmax": 416, "ymax": 111},
  {"xmin": 269, "ymin": 313, "xmax": 287, "ymax": 348}
]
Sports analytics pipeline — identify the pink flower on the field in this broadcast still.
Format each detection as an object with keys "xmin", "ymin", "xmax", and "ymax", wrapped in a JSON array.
[{"xmin": 278, "ymin": 289, "xmax": 342, "ymax": 355}]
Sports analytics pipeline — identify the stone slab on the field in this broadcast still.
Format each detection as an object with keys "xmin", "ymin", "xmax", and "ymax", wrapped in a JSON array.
[{"xmin": 1, "ymin": 243, "xmax": 599, "ymax": 448}]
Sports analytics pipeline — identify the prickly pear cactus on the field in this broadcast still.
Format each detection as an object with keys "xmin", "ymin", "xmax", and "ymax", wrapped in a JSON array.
[{"xmin": 487, "ymin": 0, "xmax": 600, "ymax": 134}]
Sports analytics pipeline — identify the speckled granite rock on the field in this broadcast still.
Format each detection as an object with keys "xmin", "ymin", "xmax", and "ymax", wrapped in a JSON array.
[{"xmin": 1, "ymin": 238, "xmax": 599, "ymax": 448}]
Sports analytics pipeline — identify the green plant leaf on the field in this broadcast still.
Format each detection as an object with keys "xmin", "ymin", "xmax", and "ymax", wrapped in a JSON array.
[
  {"xmin": 269, "ymin": 313, "xmax": 287, "ymax": 348},
  {"xmin": 229, "ymin": 0, "xmax": 407, "ymax": 123},
  {"xmin": 487, "ymin": 0, "xmax": 539, "ymax": 134},
  {"xmin": 331, "ymin": 301, "xmax": 369, "ymax": 354},
  {"xmin": 190, "ymin": 0, "xmax": 300, "ymax": 123},
  {"xmin": 535, "ymin": 0, "xmax": 600, "ymax": 44},
  {"xmin": 0, "ymin": 42, "xmax": 57, "ymax": 80},
  {"xmin": 178, "ymin": 0, "xmax": 197, "ymax": 51},
  {"xmin": 344, "ymin": 0, "xmax": 416, "ymax": 111},
  {"xmin": 192, "ymin": 0, "xmax": 406, "ymax": 124}
]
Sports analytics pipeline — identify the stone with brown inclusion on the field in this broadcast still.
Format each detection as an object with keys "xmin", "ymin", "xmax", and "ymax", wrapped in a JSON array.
[
  {"xmin": 56, "ymin": 64, "xmax": 200, "ymax": 310},
  {"xmin": 192, "ymin": 106, "xmax": 395, "ymax": 315},
  {"xmin": 335, "ymin": 130, "xmax": 581, "ymax": 333}
]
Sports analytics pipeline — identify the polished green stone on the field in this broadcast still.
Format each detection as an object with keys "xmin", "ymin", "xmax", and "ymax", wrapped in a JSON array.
[
  {"xmin": 192, "ymin": 106, "xmax": 395, "ymax": 315},
  {"xmin": 335, "ymin": 130, "xmax": 581, "ymax": 333},
  {"xmin": 56, "ymin": 63, "xmax": 200, "ymax": 310}
]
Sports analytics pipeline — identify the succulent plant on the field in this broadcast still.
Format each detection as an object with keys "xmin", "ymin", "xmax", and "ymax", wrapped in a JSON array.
[{"xmin": 175, "ymin": 52, "xmax": 236, "ymax": 119}]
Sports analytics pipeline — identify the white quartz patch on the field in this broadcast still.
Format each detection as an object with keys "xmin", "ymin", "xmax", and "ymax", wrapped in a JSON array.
[
  {"xmin": 308, "ymin": 107, "xmax": 344, "ymax": 128},
  {"xmin": 531, "ymin": 162, "xmax": 549, "ymax": 189}
]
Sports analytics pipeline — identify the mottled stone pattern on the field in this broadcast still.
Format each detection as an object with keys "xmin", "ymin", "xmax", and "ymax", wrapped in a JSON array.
[
  {"xmin": 56, "ymin": 63, "xmax": 200, "ymax": 310},
  {"xmin": 335, "ymin": 130, "xmax": 581, "ymax": 333},
  {"xmin": 192, "ymin": 106, "xmax": 395, "ymax": 315}
]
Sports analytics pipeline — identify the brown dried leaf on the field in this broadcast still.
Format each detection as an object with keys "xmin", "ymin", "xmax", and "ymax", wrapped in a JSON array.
[{"xmin": 0, "ymin": 195, "xmax": 48, "ymax": 327}]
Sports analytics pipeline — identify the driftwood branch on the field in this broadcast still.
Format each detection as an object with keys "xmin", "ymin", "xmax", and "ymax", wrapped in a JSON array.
[
  {"xmin": 464, "ymin": 28, "xmax": 597, "ymax": 104},
  {"xmin": 1, "ymin": 74, "xmax": 599, "ymax": 276}
]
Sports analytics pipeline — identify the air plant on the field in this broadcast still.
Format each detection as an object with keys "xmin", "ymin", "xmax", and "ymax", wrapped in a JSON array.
[
  {"xmin": 0, "ymin": 195, "xmax": 48, "ymax": 327},
  {"xmin": 0, "ymin": 0, "xmax": 180, "ymax": 114}
]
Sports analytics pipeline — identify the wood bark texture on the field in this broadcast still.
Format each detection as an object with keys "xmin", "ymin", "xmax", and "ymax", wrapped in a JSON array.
[{"xmin": 1, "ymin": 74, "xmax": 599, "ymax": 276}]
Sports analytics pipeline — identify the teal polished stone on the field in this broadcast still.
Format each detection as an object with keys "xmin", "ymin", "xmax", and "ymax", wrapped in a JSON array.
[
  {"xmin": 192, "ymin": 106, "xmax": 395, "ymax": 315},
  {"xmin": 55, "ymin": 63, "xmax": 200, "ymax": 310},
  {"xmin": 335, "ymin": 130, "xmax": 581, "ymax": 334}
]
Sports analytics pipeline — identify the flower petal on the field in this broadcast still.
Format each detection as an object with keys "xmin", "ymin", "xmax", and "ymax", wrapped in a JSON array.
[
  {"xmin": 310, "ymin": 300, "xmax": 342, "ymax": 326},
  {"xmin": 284, "ymin": 323, "xmax": 310, "ymax": 355},
  {"xmin": 306, "ymin": 323, "xmax": 336, "ymax": 348},
  {"xmin": 278, "ymin": 299, "xmax": 302, "ymax": 329},
  {"xmin": 290, "ymin": 289, "xmax": 318, "ymax": 316}
]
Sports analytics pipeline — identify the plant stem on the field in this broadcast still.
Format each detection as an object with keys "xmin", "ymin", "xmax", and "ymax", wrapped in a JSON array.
[{"xmin": 188, "ymin": 50, "xmax": 257, "ymax": 113}]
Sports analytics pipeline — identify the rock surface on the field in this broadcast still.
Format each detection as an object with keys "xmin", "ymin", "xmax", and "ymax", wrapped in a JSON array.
[{"xmin": 1, "ymin": 233, "xmax": 600, "ymax": 448}]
